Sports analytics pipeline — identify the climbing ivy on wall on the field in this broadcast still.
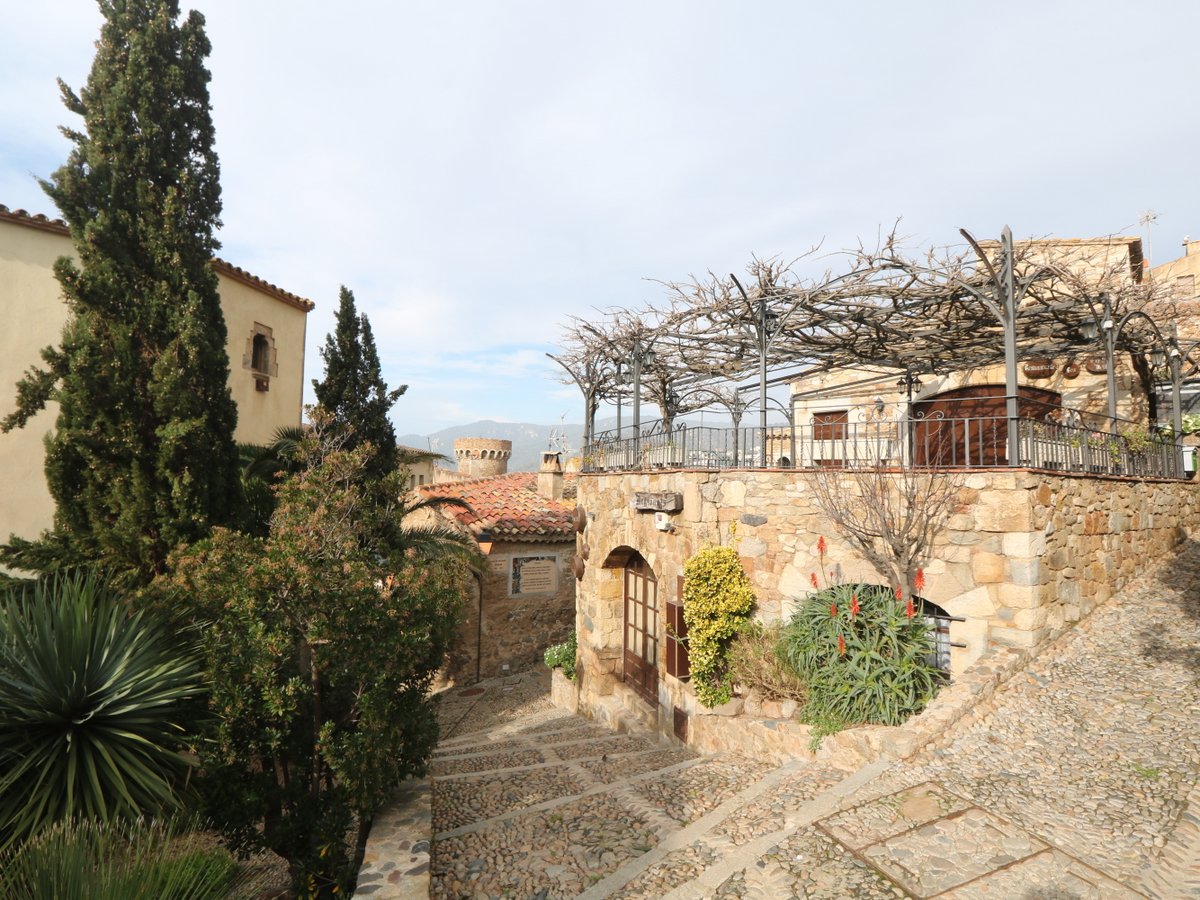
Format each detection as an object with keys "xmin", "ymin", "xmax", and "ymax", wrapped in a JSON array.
[{"xmin": 682, "ymin": 546, "xmax": 755, "ymax": 707}]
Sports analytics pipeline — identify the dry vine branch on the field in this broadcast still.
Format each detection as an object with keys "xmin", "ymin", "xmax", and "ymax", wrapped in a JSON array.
[{"xmin": 806, "ymin": 463, "xmax": 964, "ymax": 601}]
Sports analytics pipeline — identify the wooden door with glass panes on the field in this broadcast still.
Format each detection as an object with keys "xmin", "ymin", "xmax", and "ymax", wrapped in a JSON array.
[{"xmin": 623, "ymin": 556, "xmax": 659, "ymax": 706}]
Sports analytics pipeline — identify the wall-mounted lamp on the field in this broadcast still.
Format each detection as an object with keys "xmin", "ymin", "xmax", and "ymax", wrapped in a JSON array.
[
  {"xmin": 874, "ymin": 397, "xmax": 886, "ymax": 414},
  {"xmin": 1151, "ymin": 348, "xmax": 1166, "ymax": 368},
  {"xmin": 1079, "ymin": 320, "xmax": 1099, "ymax": 342}
]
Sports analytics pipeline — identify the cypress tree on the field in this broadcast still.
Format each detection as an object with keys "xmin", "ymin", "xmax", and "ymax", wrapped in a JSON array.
[
  {"xmin": 312, "ymin": 287, "xmax": 406, "ymax": 479},
  {"xmin": 1, "ymin": 0, "xmax": 241, "ymax": 581}
]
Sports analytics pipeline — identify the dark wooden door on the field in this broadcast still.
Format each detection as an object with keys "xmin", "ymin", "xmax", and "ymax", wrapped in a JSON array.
[
  {"xmin": 623, "ymin": 556, "xmax": 659, "ymax": 706},
  {"xmin": 913, "ymin": 385, "xmax": 1060, "ymax": 466}
]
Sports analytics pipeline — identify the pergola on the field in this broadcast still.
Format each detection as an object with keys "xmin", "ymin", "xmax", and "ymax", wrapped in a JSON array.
[{"xmin": 551, "ymin": 227, "xmax": 1187, "ymax": 471}]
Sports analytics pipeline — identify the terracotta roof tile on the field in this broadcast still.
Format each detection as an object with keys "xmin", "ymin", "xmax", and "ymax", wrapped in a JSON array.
[{"xmin": 417, "ymin": 472, "xmax": 576, "ymax": 543}]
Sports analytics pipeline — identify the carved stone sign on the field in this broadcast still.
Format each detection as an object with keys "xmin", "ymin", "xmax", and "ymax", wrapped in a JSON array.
[
  {"xmin": 510, "ymin": 555, "xmax": 559, "ymax": 596},
  {"xmin": 633, "ymin": 491, "xmax": 684, "ymax": 513}
]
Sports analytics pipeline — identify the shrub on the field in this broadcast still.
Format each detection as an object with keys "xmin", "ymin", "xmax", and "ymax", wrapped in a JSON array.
[
  {"xmin": 682, "ymin": 546, "xmax": 756, "ymax": 707},
  {"xmin": 158, "ymin": 439, "xmax": 465, "ymax": 896},
  {"xmin": 544, "ymin": 631, "xmax": 577, "ymax": 680},
  {"xmin": 726, "ymin": 622, "xmax": 806, "ymax": 703},
  {"xmin": 0, "ymin": 817, "xmax": 238, "ymax": 900},
  {"xmin": 0, "ymin": 573, "xmax": 204, "ymax": 850},
  {"xmin": 779, "ymin": 583, "xmax": 940, "ymax": 745}
]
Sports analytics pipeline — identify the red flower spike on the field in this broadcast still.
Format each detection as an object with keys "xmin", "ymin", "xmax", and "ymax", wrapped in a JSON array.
[
  {"xmin": 830, "ymin": 603, "xmax": 838, "ymax": 618},
  {"xmin": 817, "ymin": 535, "xmax": 827, "ymax": 555},
  {"xmin": 906, "ymin": 597, "xmax": 915, "ymax": 618},
  {"xmin": 810, "ymin": 572, "xmax": 819, "ymax": 588},
  {"xmin": 914, "ymin": 568, "xmax": 926, "ymax": 592},
  {"xmin": 838, "ymin": 634, "xmax": 846, "ymax": 655},
  {"xmin": 850, "ymin": 593, "xmax": 860, "ymax": 618},
  {"xmin": 894, "ymin": 585, "xmax": 903, "ymax": 600}
]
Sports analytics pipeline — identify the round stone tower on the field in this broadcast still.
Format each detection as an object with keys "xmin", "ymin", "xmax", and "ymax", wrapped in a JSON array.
[{"xmin": 454, "ymin": 437, "xmax": 512, "ymax": 478}]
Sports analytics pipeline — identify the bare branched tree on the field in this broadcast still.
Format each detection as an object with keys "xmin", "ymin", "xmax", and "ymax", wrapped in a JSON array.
[{"xmin": 807, "ymin": 463, "xmax": 964, "ymax": 602}]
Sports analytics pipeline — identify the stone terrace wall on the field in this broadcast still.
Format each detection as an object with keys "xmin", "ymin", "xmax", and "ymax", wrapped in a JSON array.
[{"xmin": 572, "ymin": 468, "xmax": 1200, "ymax": 738}]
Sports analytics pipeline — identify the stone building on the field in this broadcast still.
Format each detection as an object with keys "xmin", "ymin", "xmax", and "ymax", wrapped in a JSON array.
[
  {"xmin": 417, "ymin": 451, "xmax": 577, "ymax": 682},
  {"xmin": 568, "ymin": 231, "xmax": 1200, "ymax": 746},
  {"xmin": 454, "ymin": 437, "xmax": 512, "ymax": 478},
  {"xmin": 0, "ymin": 204, "xmax": 312, "ymax": 547}
]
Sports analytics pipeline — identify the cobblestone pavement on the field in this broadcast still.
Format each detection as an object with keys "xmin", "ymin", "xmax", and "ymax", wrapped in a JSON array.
[{"xmin": 429, "ymin": 545, "xmax": 1200, "ymax": 898}]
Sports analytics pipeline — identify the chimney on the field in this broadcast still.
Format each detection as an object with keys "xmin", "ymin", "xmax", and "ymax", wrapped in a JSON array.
[{"xmin": 537, "ymin": 451, "xmax": 563, "ymax": 501}]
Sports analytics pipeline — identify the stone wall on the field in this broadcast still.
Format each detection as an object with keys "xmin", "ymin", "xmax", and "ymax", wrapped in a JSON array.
[
  {"xmin": 572, "ymin": 467, "xmax": 1200, "ymax": 742},
  {"xmin": 446, "ymin": 539, "xmax": 575, "ymax": 682}
]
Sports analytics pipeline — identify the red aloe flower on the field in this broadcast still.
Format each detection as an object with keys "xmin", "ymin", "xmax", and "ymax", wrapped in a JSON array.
[
  {"xmin": 914, "ymin": 568, "xmax": 926, "ymax": 592},
  {"xmin": 894, "ymin": 585, "xmax": 903, "ymax": 600},
  {"xmin": 830, "ymin": 602, "xmax": 838, "ymax": 618},
  {"xmin": 817, "ymin": 535, "xmax": 827, "ymax": 555},
  {"xmin": 838, "ymin": 634, "xmax": 846, "ymax": 655},
  {"xmin": 906, "ymin": 597, "xmax": 915, "ymax": 618},
  {"xmin": 850, "ymin": 593, "xmax": 860, "ymax": 618},
  {"xmin": 810, "ymin": 572, "xmax": 819, "ymax": 588}
]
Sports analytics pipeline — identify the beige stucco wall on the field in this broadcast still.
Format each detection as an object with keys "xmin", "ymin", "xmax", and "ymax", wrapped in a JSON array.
[
  {"xmin": 218, "ymin": 272, "xmax": 307, "ymax": 446},
  {"xmin": 0, "ymin": 220, "xmax": 71, "ymax": 546},
  {"xmin": 572, "ymin": 467, "xmax": 1200, "ymax": 737},
  {"xmin": 0, "ymin": 216, "xmax": 309, "ymax": 544}
]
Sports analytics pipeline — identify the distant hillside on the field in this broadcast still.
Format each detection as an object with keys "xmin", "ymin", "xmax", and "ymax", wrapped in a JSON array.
[{"xmin": 397, "ymin": 419, "xmax": 613, "ymax": 473}]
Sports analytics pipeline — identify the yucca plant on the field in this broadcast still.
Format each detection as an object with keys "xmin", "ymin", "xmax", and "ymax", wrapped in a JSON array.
[
  {"xmin": 0, "ymin": 817, "xmax": 238, "ymax": 900},
  {"xmin": 0, "ymin": 572, "xmax": 205, "ymax": 849}
]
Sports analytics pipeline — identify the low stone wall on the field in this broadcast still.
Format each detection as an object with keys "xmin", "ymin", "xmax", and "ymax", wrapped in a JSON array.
[{"xmin": 353, "ymin": 779, "xmax": 431, "ymax": 898}]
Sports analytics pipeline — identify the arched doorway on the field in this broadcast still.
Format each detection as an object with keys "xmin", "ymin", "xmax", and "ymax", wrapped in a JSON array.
[
  {"xmin": 622, "ymin": 554, "xmax": 659, "ymax": 706},
  {"xmin": 912, "ymin": 385, "xmax": 1061, "ymax": 466}
]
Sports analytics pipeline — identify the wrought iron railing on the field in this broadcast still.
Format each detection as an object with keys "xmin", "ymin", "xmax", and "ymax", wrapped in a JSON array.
[{"xmin": 583, "ymin": 402, "xmax": 1189, "ymax": 479}]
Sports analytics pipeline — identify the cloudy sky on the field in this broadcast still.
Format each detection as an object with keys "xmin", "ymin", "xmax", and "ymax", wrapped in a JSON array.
[{"xmin": 2, "ymin": 1, "xmax": 1197, "ymax": 435}]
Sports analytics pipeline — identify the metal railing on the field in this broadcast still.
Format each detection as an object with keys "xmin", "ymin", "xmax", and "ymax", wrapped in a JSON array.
[{"xmin": 583, "ymin": 401, "xmax": 1189, "ymax": 480}]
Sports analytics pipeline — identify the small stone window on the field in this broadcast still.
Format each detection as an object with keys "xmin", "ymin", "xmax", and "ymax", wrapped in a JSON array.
[{"xmin": 243, "ymin": 323, "xmax": 278, "ymax": 392}]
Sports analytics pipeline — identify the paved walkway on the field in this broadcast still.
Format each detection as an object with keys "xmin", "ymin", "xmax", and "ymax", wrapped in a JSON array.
[{"xmin": 430, "ymin": 542, "xmax": 1200, "ymax": 898}]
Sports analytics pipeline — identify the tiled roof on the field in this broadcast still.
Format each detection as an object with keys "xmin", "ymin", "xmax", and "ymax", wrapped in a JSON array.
[
  {"xmin": 0, "ymin": 203, "xmax": 314, "ymax": 312},
  {"xmin": 418, "ymin": 472, "xmax": 576, "ymax": 543}
]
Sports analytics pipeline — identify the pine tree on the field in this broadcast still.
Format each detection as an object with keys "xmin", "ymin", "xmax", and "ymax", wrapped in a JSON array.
[
  {"xmin": 312, "ymin": 287, "xmax": 407, "ymax": 479},
  {"xmin": 1, "ymin": 0, "xmax": 241, "ymax": 581}
]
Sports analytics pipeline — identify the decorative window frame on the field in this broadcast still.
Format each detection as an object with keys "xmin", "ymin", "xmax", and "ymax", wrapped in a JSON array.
[{"xmin": 243, "ymin": 323, "xmax": 278, "ymax": 391}]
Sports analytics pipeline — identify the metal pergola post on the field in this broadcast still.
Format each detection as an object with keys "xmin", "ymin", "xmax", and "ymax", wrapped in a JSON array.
[{"xmin": 1001, "ymin": 227, "xmax": 1021, "ymax": 467}]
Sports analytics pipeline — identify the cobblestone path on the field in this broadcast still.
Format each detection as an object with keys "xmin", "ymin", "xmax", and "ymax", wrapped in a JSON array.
[{"xmin": 430, "ymin": 544, "xmax": 1200, "ymax": 897}]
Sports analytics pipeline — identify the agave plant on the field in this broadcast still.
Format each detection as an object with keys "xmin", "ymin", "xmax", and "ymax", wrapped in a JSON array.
[{"xmin": 0, "ymin": 572, "xmax": 205, "ymax": 849}]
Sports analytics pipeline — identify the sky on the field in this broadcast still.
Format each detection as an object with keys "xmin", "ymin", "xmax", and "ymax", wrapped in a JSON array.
[{"xmin": 2, "ymin": 1, "xmax": 1198, "ymax": 436}]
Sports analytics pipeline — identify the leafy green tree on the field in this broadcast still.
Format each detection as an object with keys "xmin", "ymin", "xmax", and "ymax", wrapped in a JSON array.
[
  {"xmin": 159, "ymin": 433, "xmax": 465, "ymax": 896},
  {"xmin": 237, "ymin": 425, "xmax": 306, "ymax": 536},
  {"xmin": 1, "ymin": 0, "xmax": 240, "ymax": 582},
  {"xmin": 312, "ymin": 287, "xmax": 406, "ymax": 480}
]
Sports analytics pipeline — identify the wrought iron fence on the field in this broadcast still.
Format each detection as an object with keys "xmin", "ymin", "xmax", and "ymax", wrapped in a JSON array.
[{"xmin": 583, "ymin": 401, "xmax": 1189, "ymax": 480}]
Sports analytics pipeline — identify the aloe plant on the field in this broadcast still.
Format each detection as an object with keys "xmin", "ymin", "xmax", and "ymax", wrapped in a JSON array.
[{"xmin": 0, "ymin": 573, "xmax": 204, "ymax": 849}]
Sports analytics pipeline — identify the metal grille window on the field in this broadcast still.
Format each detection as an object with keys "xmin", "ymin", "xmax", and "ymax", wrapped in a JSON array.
[{"xmin": 917, "ymin": 598, "xmax": 961, "ymax": 674}]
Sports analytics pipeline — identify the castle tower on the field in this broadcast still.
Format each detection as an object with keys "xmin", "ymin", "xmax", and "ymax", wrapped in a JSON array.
[{"xmin": 454, "ymin": 437, "xmax": 512, "ymax": 478}]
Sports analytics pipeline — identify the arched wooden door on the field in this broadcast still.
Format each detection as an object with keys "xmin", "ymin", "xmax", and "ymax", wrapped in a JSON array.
[
  {"xmin": 912, "ymin": 385, "xmax": 1061, "ymax": 466},
  {"xmin": 623, "ymin": 555, "xmax": 659, "ymax": 706}
]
